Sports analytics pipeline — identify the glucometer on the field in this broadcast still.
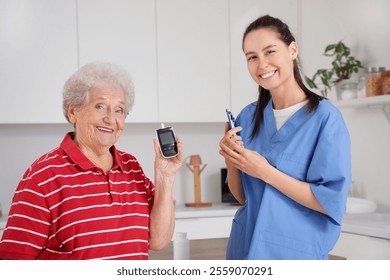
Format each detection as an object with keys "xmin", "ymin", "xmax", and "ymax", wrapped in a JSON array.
[
  {"xmin": 226, "ymin": 109, "xmax": 236, "ymax": 129},
  {"xmin": 226, "ymin": 109, "xmax": 239, "ymax": 137},
  {"xmin": 156, "ymin": 124, "xmax": 178, "ymax": 158}
]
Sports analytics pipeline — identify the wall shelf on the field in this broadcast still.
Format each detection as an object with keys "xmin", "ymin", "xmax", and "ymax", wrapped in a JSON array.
[{"xmin": 331, "ymin": 95, "xmax": 390, "ymax": 122}]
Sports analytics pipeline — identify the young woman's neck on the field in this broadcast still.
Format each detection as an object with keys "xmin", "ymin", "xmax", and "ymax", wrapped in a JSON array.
[{"xmin": 270, "ymin": 82, "xmax": 306, "ymax": 109}]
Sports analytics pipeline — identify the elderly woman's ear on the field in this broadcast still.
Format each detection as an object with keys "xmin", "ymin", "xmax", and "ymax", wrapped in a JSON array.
[{"xmin": 66, "ymin": 104, "xmax": 76, "ymax": 125}]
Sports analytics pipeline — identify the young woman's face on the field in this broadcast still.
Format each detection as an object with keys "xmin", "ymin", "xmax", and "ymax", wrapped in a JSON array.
[
  {"xmin": 243, "ymin": 28, "xmax": 297, "ymax": 92},
  {"xmin": 68, "ymin": 86, "xmax": 126, "ymax": 152}
]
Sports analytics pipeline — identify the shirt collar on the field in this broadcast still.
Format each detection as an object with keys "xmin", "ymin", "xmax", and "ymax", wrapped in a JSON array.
[{"xmin": 60, "ymin": 132, "xmax": 123, "ymax": 172}]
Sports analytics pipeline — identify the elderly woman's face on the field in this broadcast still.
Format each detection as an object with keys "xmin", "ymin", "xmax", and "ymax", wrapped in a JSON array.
[{"xmin": 68, "ymin": 86, "xmax": 126, "ymax": 152}]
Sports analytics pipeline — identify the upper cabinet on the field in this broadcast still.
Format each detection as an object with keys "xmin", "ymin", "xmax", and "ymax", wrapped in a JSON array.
[
  {"xmin": 77, "ymin": 0, "xmax": 158, "ymax": 123},
  {"xmin": 0, "ymin": 0, "xmax": 78, "ymax": 123},
  {"xmin": 0, "ymin": 0, "xmax": 299, "ymax": 124},
  {"xmin": 156, "ymin": 0, "xmax": 230, "ymax": 122}
]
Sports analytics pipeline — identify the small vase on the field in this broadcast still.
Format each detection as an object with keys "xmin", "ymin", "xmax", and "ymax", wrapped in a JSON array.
[{"xmin": 335, "ymin": 79, "xmax": 358, "ymax": 100}]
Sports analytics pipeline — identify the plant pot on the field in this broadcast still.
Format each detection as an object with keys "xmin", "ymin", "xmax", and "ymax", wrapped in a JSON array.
[{"xmin": 335, "ymin": 79, "xmax": 359, "ymax": 100}]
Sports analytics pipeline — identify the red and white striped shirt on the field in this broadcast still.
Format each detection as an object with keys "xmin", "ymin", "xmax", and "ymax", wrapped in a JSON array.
[{"xmin": 0, "ymin": 132, "xmax": 154, "ymax": 260}]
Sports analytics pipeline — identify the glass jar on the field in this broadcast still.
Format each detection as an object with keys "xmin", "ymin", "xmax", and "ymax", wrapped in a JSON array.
[
  {"xmin": 335, "ymin": 79, "xmax": 359, "ymax": 100},
  {"xmin": 357, "ymin": 75, "xmax": 366, "ymax": 98},
  {"xmin": 381, "ymin": 70, "xmax": 390, "ymax": 95},
  {"xmin": 365, "ymin": 67, "xmax": 385, "ymax": 97}
]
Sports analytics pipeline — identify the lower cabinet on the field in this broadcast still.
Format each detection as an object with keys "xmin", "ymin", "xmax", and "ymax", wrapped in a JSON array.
[
  {"xmin": 149, "ymin": 204, "xmax": 237, "ymax": 260},
  {"xmin": 330, "ymin": 232, "xmax": 390, "ymax": 259},
  {"xmin": 149, "ymin": 203, "xmax": 239, "ymax": 260},
  {"xmin": 175, "ymin": 216, "xmax": 233, "ymax": 240},
  {"xmin": 173, "ymin": 204, "xmax": 237, "ymax": 240}
]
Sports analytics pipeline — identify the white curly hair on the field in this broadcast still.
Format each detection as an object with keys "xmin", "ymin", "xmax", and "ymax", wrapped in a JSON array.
[{"xmin": 62, "ymin": 62, "xmax": 135, "ymax": 122}]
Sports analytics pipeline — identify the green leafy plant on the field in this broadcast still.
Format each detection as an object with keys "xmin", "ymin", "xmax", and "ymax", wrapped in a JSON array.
[{"xmin": 305, "ymin": 41, "xmax": 364, "ymax": 96}]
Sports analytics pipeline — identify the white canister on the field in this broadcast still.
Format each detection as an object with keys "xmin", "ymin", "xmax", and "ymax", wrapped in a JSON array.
[{"xmin": 173, "ymin": 232, "xmax": 190, "ymax": 260}]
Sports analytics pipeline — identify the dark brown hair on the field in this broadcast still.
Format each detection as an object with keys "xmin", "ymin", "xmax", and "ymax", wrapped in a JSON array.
[{"xmin": 243, "ymin": 15, "xmax": 325, "ymax": 140}]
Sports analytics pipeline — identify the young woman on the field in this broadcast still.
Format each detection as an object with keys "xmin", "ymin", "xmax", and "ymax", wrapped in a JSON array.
[{"xmin": 219, "ymin": 15, "xmax": 351, "ymax": 259}]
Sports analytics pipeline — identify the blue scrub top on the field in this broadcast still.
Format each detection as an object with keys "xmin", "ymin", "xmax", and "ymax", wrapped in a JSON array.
[{"xmin": 226, "ymin": 98, "xmax": 351, "ymax": 260}]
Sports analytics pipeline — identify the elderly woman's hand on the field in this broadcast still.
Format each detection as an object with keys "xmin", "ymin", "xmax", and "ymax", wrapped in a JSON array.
[
  {"xmin": 149, "ymin": 137, "xmax": 182, "ymax": 250},
  {"xmin": 153, "ymin": 137, "xmax": 183, "ymax": 177}
]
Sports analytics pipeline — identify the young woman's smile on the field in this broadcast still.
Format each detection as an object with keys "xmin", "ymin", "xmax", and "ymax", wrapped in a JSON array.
[{"xmin": 260, "ymin": 70, "xmax": 277, "ymax": 79}]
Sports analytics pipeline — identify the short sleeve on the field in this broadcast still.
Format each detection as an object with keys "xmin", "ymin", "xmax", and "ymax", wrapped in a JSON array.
[
  {"xmin": 0, "ymin": 171, "xmax": 51, "ymax": 259},
  {"xmin": 308, "ymin": 116, "xmax": 352, "ymax": 224}
]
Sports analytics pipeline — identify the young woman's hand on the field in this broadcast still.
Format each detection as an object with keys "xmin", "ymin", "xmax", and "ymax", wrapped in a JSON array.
[
  {"xmin": 219, "ymin": 123, "xmax": 243, "ymax": 167},
  {"xmin": 219, "ymin": 126, "xmax": 271, "ymax": 182}
]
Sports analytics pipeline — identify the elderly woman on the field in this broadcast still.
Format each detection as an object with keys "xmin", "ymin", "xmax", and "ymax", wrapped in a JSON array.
[{"xmin": 0, "ymin": 62, "xmax": 183, "ymax": 260}]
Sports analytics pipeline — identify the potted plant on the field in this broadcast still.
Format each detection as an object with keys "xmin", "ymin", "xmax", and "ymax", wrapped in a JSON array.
[{"xmin": 305, "ymin": 41, "xmax": 364, "ymax": 99}]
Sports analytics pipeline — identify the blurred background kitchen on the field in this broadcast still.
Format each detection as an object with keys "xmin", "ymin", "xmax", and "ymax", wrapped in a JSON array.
[{"xmin": 0, "ymin": 0, "xmax": 389, "ymax": 259}]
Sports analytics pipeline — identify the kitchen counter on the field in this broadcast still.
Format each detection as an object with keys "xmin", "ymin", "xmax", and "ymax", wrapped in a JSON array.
[
  {"xmin": 175, "ymin": 204, "xmax": 390, "ymax": 240},
  {"xmin": 342, "ymin": 212, "xmax": 390, "ymax": 240},
  {"xmin": 149, "ymin": 238, "xmax": 346, "ymax": 260},
  {"xmin": 331, "ymin": 213, "xmax": 390, "ymax": 259},
  {"xmin": 175, "ymin": 203, "xmax": 240, "ymax": 219}
]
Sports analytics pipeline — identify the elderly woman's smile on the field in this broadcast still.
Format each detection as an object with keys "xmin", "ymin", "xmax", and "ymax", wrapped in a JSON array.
[{"xmin": 97, "ymin": 126, "xmax": 115, "ymax": 133}]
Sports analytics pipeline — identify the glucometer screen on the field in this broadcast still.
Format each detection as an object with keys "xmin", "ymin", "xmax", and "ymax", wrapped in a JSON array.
[{"xmin": 159, "ymin": 131, "xmax": 174, "ymax": 145}]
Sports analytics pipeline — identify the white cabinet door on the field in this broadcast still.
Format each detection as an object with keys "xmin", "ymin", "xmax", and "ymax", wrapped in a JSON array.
[
  {"xmin": 330, "ymin": 232, "xmax": 390, "ymax": 259},
  {"xmin": 78, "ymin": 0, "xmax": 158, "ymax": 123},
  {"xmin": 229, "ymin": 0, "xmax": 299, "ymax": 115},
  {"xmin": 0, "ymin": 0, "xmax": 78, "ymax": 123},
  {"xmin": 229, "ymin": 0, "xmax": 260, "ymax": 115},
  {"xmin": 156, "ymin": 0, "xmax": 230, "ymax": 122},
  {"xmin": 175, "ymin": 216, "xmax": 233, "ymax": 240}
]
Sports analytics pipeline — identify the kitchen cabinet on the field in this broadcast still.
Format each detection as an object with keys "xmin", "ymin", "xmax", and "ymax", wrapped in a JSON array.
[
  {"xmin": 174, "ymin": 204, "xmax": 238, "ymax": 240},
  {"xmin": 330, "ymin": 232, "xmax": 390, "ymax": 259},
  {"xmin": 77, "ymin": 0, "xmax": 158, "ymax": 123},
  {"xmin": 229, "ymin": 0, "xmax": 262, "ymax": 115},
  {"xmin": 0, "ymin": 0, "xmax": 78, "ymax": 123},
  {"xmin": 0, "ymin": 0, "xmax": 303, "ymax": 123},
  {"xmin": 156, "ymin": 0, "xmax": 230, "ymax": 122}
]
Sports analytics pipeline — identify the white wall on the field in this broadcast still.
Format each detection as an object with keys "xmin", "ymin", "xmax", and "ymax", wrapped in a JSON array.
[
  {"xmin": 299, "ymin": 0, "xmax": 390, "ymax": 211},
  {"xmin": 1, "ymin": 0, "xmax": 390, "ymax": 215},
  {"xmin": 300, "ymin": 0, "xmax": 390, "ymax": 77}
]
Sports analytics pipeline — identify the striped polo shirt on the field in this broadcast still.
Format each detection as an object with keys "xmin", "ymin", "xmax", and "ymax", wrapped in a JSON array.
[{"xmin": 0, "ymin": 132, "xmax": 154, "ymax": 260}]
